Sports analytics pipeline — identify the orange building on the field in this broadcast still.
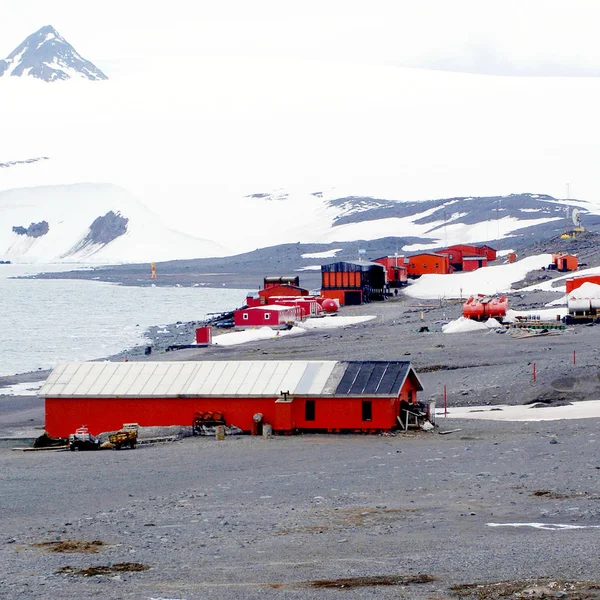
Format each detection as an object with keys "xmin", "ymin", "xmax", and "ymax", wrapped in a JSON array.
[
  {"xmin": 553, "ymin": 253, "xmax": 578, "ymax": 272},
  {"xmin": 406, "ymin": 253, "xmax": 451, "ymax": 277}
]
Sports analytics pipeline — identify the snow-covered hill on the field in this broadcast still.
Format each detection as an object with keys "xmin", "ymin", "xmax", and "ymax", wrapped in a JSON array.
[
  {"xmin": 3, "ymin": 54, "xmax": 600, "ymax": 262},
  {"xmin": 0, "ymin": 25, "xmax": 107, "ymax": 82},
  {"xmin": 0, "ymin": 184, "xmax": 225, "ymax": 263}
]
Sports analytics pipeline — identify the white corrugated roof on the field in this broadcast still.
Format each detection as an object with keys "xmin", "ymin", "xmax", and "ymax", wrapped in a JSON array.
[{"xmin": 40, "ymin": 361, "xmax": 339, "ymax": 398}]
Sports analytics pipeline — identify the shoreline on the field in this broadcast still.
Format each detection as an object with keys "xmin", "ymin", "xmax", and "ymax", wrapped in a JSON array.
[{"xmin": 2, "ymin": 287, "xmax": 590, "ymax": 410}]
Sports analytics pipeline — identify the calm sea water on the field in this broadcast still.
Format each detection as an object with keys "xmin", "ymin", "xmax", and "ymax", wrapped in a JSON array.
[{"xmin": 0, "ymin": 265, "xmax": 248, "ymax": 377}]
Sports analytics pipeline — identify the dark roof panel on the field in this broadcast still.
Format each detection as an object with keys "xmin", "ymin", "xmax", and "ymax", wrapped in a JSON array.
[{"xmin": 335, "ymin": 361, "xmax": 413, "ymax": 396}]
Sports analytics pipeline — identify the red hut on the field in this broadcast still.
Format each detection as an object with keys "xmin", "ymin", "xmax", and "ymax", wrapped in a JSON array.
[
  {"xmin": 553, "ymin": 253, "xmax": 578, "ymax": 272},
  {"xmin": 234, "ymin": 305, "xmax": 299, "ymax": 328},
  {"xmin": 406, "ymin": 253, "xmax": 451, "ymax": 277},
  {"xmin": 41, "ymin": 360, "xmax": 424, "ymax": 438}
]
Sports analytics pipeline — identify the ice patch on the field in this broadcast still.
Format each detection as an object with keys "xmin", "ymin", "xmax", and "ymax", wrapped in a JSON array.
[{"xmin": 488, "ymin": 522, "xmax": 600, "ymax": 530}]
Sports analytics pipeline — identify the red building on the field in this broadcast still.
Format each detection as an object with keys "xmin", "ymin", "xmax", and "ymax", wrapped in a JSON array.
[
  {"xmin": 321, "ymin": 261, "xmax": 387, "ymax": 305},
  {"xmin": 553, "ymin": 253, "xmax": 578, "ymax": 272},
  {"xmin": 406, "ymin": 253, "xmax": 451, "ymax": 277},
  {"xmin": 41, "ymin": 360, "xmax": 424, "ymax": 437},
  {"xmin": 246, "ymin": 284, "xmax": 310, "ymax": 307},
  {"xmin": 234, "ymin": 305, "xmax": 299, "ymax": 327},
  {"xmin": 439, "ymin": 244, "xmax": 495, "ymax": 271},
  {"xmin": 565, "ymin": 275, "xmax": 600, "ymax": 294},
  {"xmin": 373, "ymin": 256, "xmax": 408, "ymax": 287},
  {"xmin": 270, "ymin": 297, "xmax": 322, "ymax": 318}
]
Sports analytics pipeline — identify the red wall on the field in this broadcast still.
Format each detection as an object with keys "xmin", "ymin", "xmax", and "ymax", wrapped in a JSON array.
[
  {"xmin": 46, "ymin": 380, "xmax": 420, "ymax": 438},
  {"xmin": 406, "ymin": 254, "xmax": 450, "ymax": 276}
]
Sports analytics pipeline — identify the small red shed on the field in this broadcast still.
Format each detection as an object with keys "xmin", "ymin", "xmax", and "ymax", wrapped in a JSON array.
[
  {"xmin": 41, "ymin": 360, "xmax": 424, "ymax": 438},
  {"xmin": 234, "ymin": 305, "xmax": 299, "ymax": 328},
  {"xmin": 553, "ymin": 253, "xmax": 578, "ymax": 272}
]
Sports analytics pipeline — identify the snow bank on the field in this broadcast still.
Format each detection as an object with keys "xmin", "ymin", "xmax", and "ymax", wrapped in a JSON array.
[
  {"xmin": 569, "ymin": 282, "xmax": 600, "ymax": 299},
  {"xmin": 438, "ymin": 400, "xmax": 600, "ymax": 421},
  {"xmin": 211, "ymin": 315, "xmax": 376, "ymax": 347},
  {"xmin": 442, "ymin": 316, "xmax": 501, "ymax": 334},
  {"xmin": 404, "ymin": 254, "xmax": 553, "ymax": 300},
  {"xmin": 212, "ymin": 326, "xmax": 305, "ymax": 347}
]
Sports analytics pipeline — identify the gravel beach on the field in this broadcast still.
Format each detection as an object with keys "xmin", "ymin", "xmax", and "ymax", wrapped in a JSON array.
[{"xmin": 1, "ymin": 287, "xmax": 600, "ymax": 599}]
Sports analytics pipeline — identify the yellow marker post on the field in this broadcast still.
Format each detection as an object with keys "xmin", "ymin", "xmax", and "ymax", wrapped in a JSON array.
[{"xmin": 151, "ymin": 263, "xmax": 156, "ymax": 279}]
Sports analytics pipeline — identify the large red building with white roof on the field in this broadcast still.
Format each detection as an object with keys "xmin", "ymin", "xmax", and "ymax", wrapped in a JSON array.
[{"xmin": 41, "ymin": 360, "xmax": 423, "ymax": 437}]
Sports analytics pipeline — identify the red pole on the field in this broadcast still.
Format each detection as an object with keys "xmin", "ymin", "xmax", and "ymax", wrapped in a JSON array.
[
  {"xmin": 444, "ymin": 385, "xmax": 447, "ymax": 417},
  {"xmin": 533, "ymin": 363, "xmax": 536, "ymax": 383},
  {"xmin": 573, "ymin": 350, "xmax": 576, "ymax": 365}
]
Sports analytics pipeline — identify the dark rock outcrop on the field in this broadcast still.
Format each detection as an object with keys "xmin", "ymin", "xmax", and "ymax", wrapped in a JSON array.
[{"xmin": 12, "ymin": 221, "xmax": 49, "ymax": 238}]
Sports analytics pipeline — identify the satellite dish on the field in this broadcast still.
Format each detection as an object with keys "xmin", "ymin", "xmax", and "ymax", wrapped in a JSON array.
[{"xmin": 572, "ymin": 208, "xmax": 581, "ymax": 227}]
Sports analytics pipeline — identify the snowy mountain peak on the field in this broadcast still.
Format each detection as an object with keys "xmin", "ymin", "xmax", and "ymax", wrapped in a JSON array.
[{"xmin": 0, "ymin": 25, "xmax": 108, "ymax": 82}]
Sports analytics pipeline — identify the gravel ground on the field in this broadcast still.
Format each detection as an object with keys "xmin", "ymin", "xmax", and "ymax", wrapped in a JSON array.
[
  {"xmin": 1, "ymin": 420, "xmax": 599, "ymax": 599},
  {"xmin": 1, "ymin": 287, "xmax": 600, "ymax": 598}
]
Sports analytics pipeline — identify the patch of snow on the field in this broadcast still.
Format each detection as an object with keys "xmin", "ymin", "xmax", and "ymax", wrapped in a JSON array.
[
  {"xmin": 487, "ymin": 523, "xmax": 600, "ymax": 530},
  {"xmin": 298, "ymin": 315, "xmax": 377, "ymax": 329},
  {"xmin": 296, "ymin": 265, "xmax": 323, "ymax": 271},
  {"xmin": 212, "ymin": 326, "xmax": 305, "ymax": 347},
  {"xmin": 442, "ymin": 317, "xmax": 489, "ymax": 333},
  {"xmin": 437, "ymin": 400, "xmax": 600, "ymax": 421},
  {"xmin": 301, "ymin": 248, "xmax": 343, "ymax": 259},
  {"xmin": 0, "ymin": 381, "xmax": 43, "ymax": 396}
]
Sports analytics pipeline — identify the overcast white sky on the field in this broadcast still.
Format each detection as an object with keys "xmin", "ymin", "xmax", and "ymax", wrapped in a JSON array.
[{"xmin": 3, "ymin": 0, "xmax": 600, "ymax": 76}]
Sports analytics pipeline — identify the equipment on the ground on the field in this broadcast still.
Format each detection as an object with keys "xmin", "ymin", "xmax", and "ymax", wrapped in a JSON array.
[
  {"xmin": 108, "ymin": 429, "xmax": 138, "ymax": 450},
  {"xmin": 192, "ymin": 411, "xmax": 225, "ymax": 435},
  {"xmin": 68, "ymin": 426, "xmax": 100, "ymax": 451}
]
